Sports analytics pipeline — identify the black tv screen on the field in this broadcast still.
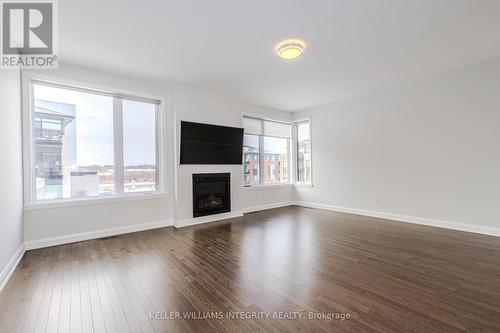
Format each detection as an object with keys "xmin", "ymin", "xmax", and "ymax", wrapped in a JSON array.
[{"xmin": 180, "ymin": 121, "xmax": 244, "ymax": 164}]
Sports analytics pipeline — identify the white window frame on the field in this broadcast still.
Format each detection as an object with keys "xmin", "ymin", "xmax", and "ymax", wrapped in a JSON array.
[
  {"xmin": 293, "ymin": 117, "xmax": 313, "ymax": 186},
  {"xmin": 241, "ymin": 114, "xmax": 292, "ymax": 188},
  {"xmin": 22, "ymin": 73, "xmax": 167, "ymax": 208}
]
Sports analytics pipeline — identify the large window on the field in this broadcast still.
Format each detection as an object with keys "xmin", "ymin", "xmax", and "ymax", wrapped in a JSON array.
[
  {"xmin": 123, "ymin": 100, "xmax": 157, "ymax": 193},
  {"xmin": 295, "ymin": 120, "xmax": 312, "ymax": 184},
  {"xmin": 30, "ymin": 81, "xmax": 160, "ymax": 202},
  {"xmin": 243, "ymin": 116, "xmax": 291, "ymax": 186}
]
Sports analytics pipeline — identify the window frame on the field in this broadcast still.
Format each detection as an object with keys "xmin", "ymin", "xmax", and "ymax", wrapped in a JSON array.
[
  {"xmin": 242, "ymin": 114, "xmax": 292, "ymax": 188},
  {"xmin": 22, "ymin": 73, "xmax": 166, "ymax": 207},
  {"xmin": 292, "ymin": 118, "xmax": 313, "ymax": 186}
]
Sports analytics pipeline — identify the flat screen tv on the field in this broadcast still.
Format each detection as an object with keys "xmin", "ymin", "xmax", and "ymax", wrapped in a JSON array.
[{"xmin": 180, "ymin": 121, "xmax": 244, "ymax": 164}]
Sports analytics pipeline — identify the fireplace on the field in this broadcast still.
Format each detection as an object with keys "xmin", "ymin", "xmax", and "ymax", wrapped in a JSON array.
[{"xmin": 192, "ymin": 173, "xmax": 230, "ymax": 217}]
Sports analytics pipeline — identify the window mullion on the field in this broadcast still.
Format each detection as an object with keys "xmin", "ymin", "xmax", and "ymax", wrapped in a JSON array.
[{"xmin": 113, "ymin": 97, "xmax": 124, "ymax": 195}]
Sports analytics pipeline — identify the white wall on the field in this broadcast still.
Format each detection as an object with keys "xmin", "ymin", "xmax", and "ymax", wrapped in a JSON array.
[
  {"xmin": 23, "ymin": 64, "xmax": 175, "ymax": 246},
  {"xmin": 0, "ymin": 70, "xmax": 24, "ymax": 285},
  {"xmin": 10, "ymin": 56, "xmax": 500, "ymax": 252},
  {"xmin": 293, "ymin": 58, "xmax": 500, "ymax": 230},
  {"xmin": 20, "ymin": 58, "xmax": 500, "ymax": 246},
  {"xmin": 173, "ymin": 85, "xmax": 293, "ymax": 222}
]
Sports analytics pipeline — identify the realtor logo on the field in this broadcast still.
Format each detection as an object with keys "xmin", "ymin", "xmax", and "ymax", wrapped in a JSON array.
[{"xmin": 1, "ymin": 0, "xmax": 57, "ymax": 68}]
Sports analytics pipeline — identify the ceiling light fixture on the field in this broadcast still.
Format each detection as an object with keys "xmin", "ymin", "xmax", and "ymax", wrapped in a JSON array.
[{"xmin": 275, "ymin": 39, "xmax": 306, "ymax": 61}]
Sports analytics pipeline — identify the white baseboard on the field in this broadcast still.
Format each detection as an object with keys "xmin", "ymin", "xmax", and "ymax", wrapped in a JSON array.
[
  {"xmin": 0, "ymin": 244, "xmax": 25, "ymax": 293},
  {"xmin": 25, "ymin": 219, "xmax": 174, "ymax": 250},
  {"xmin": 243, "ymin": 201, "xmax": 293, "ymax": 213},
  {"xmin": 21, "ymin": 200, "xmax": 500, "ymax": 253},
  {"xmin": 175, "ymin": 211, "xmax": 244, "ymax": 228},
  {"xmin": 293, "ymin": 201, "xmax": 500, "ymax": 237}
]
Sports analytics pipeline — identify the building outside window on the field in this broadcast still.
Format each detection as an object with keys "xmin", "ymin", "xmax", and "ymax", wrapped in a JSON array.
[
  {"xmin": 29, "ymin": 81, "xmax": 160, "ymax": 203},
  {"xmin": 295, "ymin": 120, "xmax": 312, "ymax": 184},
  {"xmin": 243, "ymin": 116, "xmax": 291, "ymax": 186},
  {"xmin": 243, "ymin": 134, "xmax": 260, "ymax": 186}
]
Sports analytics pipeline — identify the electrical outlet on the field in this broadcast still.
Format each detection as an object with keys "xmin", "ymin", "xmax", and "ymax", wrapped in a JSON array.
[
  {"xmin": 104, "ymin": 210, "xmax": 112, "ymax": 219},
  {"xmin": 374, "ymin": 196, "xmax": 381, "ymax": 206}
]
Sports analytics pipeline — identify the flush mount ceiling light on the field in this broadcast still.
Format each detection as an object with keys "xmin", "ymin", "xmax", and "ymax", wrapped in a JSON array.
[{"xmin": 275, "ymin": 39, "xmax": 306, "ymax": 61}]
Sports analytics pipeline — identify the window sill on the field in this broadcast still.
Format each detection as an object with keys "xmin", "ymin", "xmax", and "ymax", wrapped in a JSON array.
[
  {"xmin": 242, "ymin": 183, "xmax": 293, "ymax": 191},
  {"xmin": 294, "ymin": 183, "xmax": 314, "ymax": 188},
  {"xmin": 243, "ymin": 183, "xmax": 313, "ymax": 190},
  {"xmin": 23, "ymin": 192, "xmax": 167, "ymax": 211}
]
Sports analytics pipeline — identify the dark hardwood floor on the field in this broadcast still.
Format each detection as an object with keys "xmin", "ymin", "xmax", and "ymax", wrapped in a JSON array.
[{"xmin": 1, "ymin": 206, "xmax": 499, "ymax": 332}]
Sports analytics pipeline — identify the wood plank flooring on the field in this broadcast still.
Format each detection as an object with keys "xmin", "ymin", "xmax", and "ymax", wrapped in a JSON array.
[{"xmin": 1, "ymin": 206, "xmax": 499, "ymax": 332}]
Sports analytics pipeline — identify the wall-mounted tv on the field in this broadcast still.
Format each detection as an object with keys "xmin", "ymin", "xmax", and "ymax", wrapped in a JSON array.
[{"xmin": 180, "ymin": 121, "xmax": 244, "ymax": 164}]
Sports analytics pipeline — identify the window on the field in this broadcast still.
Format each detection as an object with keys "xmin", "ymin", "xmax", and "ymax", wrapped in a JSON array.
[
  {"xmin": 30, "ymin": 81, "xmax": 160, "ymax": 202},
  {"xmin": 123, "ymin": 100, "xmax": 157, "ymax": 193},
  {"xmin": 263, "ymin": 136, "xmax": 289, "ymax": 184},
  {"xmin": 243, "ymin": 134, "xmax": 260, "ymax": 186},
  {"xmin": 243, "ymin": 116, "xmax": 291, "ymax": 186},
  {"xmin": 295, "ymin": 120, "xmax": 312, "ymax": 184}
]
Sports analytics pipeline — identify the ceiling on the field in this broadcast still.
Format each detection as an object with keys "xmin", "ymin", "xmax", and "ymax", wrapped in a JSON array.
[{"xmin": 59, "ymin": 0, "xmax": 500, "ymax": 111}]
